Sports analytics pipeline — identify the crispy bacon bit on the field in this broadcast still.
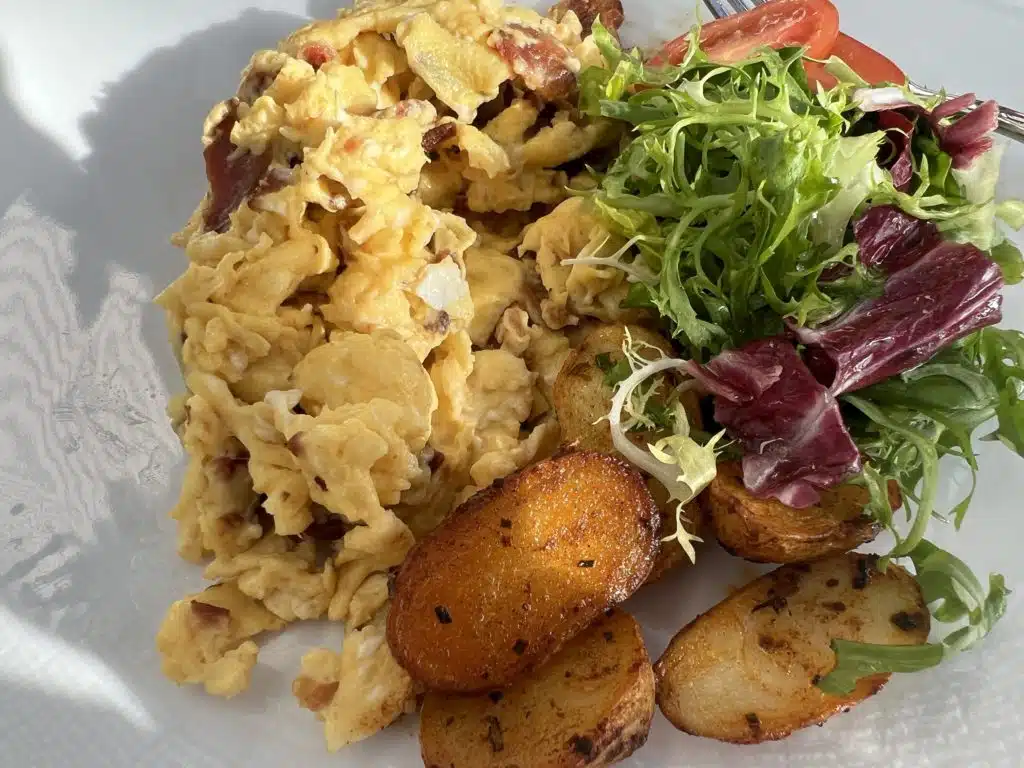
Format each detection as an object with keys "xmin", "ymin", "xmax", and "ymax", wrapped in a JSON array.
[
  {"xmin": 190, "ymin": 600, "xmax": 231, "ymax": 628},
  {"xmin": 293, "ymin": 678, "xmax": 340, "ymax": 712},
  {"xmin": 203, "ymin": 107, "xmax": 272, "ymax": 233},
  {"xmin": 553, "ymin": 0, "xmax": 625, "ymax": 37},
  {"xmin": 302, "ymin": 505, "xmax": 358, "ymax": 541},
  {"xmin": 299, "ymin": 42, "xmax": 336, "ymax": 71},
  {"xmin": 422, "ymin": 122, "xmax": 457, "ymax": 153},
  {"xmin": 490, "ymin": 24, "xmax": 577, "ymax": 103}
]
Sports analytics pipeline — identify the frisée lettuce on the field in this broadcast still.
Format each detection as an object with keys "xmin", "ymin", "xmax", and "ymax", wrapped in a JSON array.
[{"xmin": 578, "ymin": 21, "xmax": 1023, "ymax": 696}]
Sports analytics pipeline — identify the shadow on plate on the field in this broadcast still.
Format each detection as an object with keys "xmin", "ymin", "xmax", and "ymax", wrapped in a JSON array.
[{"xmin": 0, "ymin": 10, "xmax": 395, "ymax": 766}]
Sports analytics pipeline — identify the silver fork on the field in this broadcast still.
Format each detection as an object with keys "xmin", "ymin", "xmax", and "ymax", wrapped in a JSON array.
[{"xmin": 703, "ymin": 0, "xmax": 1024, "ymax": 143}]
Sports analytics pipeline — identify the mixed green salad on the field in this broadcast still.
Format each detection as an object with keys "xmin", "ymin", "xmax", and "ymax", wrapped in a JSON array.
[{"xmin": 575, "ymin": 23, "xmax": 1023, "ymax": 694}]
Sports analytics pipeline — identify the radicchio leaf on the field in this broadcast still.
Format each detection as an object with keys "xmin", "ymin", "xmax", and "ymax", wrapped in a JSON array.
[
  {"xmin": 794, "ymin": 240, "xmax": 1004, "ymax": 395},
  {"xmin": 853, "ymin": 205, "xmax": 941, "ymax": 274},
  {"xmin": 934, "ymin": 96, "xmax": 998, "ymax": 169},
  {"xmin": 684, "ymin": 338, "xmax": 861, "ymax": 507},
  {"xmin": 877, "ymin": 111, "xmax": 916, "ymax": 191},
  {"xmin": 859, "ymin": 90, "xmax": 999, "ymax": 170}
]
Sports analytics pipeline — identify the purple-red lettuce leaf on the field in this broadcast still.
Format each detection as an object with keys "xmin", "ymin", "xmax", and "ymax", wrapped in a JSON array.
[
  {"xmin": 684, "ymin": 338, "xmax": 861, "ymax": 506},
  {"xmin": 877, "ymin": 110, "xmax": 916, "ymax": 191},
  {"xmin": 794, "ymin": 240, "xmax": 1004, "ymax": 395},
  {"xmin": 858, "ymin": 90, "xmax": 999, "ymax": 171},
  {"xmin": 852, "ymin": 205, "xmax": 942, "ymax": 274},
  {"xmin": 933, "ymin": 96, "xmax": 999, "ymax": 171}
]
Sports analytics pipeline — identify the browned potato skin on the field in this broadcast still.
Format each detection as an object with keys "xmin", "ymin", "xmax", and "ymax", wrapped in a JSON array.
[
  {"xmin": 387, "ymin": 452, "xmax": 660, "ymax": 693},
  {"xmin": 655, "ymin": 553, "xmax": 930, "ymax": 743},
  {"xmin": 706, "ymin": 462, "xmax": 890, "ymax": 564},
  {"xmin": 420, "ymin": 609, "xmax": 655, "ymax": 767},
  {"xmin": 553, "ymin": 324, "xmax": 701, "ymax": 583}
]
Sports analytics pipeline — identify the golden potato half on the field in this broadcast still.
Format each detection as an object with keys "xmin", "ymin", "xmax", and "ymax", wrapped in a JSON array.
[
  {"xmin": 553, "ymin": 323, "xmax": 703, "ymax": 583},
  {"xmin": 705, "ymin": 462, "xmax": 885, "ymax": 564},
  {"xmin": 655, "ymin": 553, "xmax": 930, "ymax": 743},
  {"xmin": 420, "ymin": 609, "xmax": 654, "ymax": 767},
  {"xmin": 387, "ymin": 451, "xmax": 660, "ymax": 692}
]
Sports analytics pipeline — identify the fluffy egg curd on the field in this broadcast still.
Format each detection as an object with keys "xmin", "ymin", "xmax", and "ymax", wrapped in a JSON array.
[{"xmin": 155, "ymin": 0, "xmax": 633, "ymax": 751}]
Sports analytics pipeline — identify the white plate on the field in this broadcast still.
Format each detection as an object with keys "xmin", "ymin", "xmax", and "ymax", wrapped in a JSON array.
[{"xmin": 0, "ymin": 2, "xmax": 1021, "ymax": 766}]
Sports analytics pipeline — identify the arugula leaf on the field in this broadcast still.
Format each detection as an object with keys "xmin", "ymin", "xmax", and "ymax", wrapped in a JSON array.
[
  {"xmin": 845, "ymin": 395, "xmax": 939, "ymax": 557},
  {"xmin": 817, "ymin": 641, "xmax": 945, "ymax": 696},
  {"xmin": 963, "ymin": 328, "xmax": 1024, "ymax": 454},
  {"xmin": 595, "ymin": 352, "xmax": 632, "ymax": 389},
  {"xmin": 844, "ymin": 329, "xmax": 1024, "ymax": 544},
  {"xmin": 817, "ymin": 539, "xmax": 1009, "ymax": 695},
  {"xmin": 989, "ymin": 240, "xmax": 1024, "ymax": 286}
]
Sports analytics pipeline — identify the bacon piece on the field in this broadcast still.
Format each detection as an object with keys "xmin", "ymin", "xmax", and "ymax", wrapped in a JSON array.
[
  {"xmin": 552, "ymin": 0, "xmax": 625, "ymax": 37},
  {"xmin": 490, "ymin": 23, "xmax": 577, "ymax": 102},
  {"xmin": 422, "ymin": 122, "xmax": 457, "ymax": 152},
  {"xmin": 202, "ymin": 106, "xmax": 272, "ymax": 233}
]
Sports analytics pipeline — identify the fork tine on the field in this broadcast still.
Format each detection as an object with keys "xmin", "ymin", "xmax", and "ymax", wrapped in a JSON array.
[
  {"xmin": 704, "ymin": 0, "xmax": 762, "ymax": 19},
  {"xmin": 727, "ymin": 0, "xmax": 762, "ymax": 13},
  {"xmin": 703, "ymin": 0, "xmax": 732, "ymax": 19}
]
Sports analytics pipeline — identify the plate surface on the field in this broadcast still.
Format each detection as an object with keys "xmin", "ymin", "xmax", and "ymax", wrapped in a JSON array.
[{"xmin": 0, "ymin": 1, "xmax": 1021, "ymax": 766}]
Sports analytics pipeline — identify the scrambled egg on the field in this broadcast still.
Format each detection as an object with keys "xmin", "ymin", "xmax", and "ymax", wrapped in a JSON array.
[
  {"xmin": 520, "ymin": 196, "xmax": 631, "ymax": 328},
  {"xmin": 157, "ymin": 582, "xmax": 285, "ymax": 698},
  {"xmin": 156, "ymin": 0, "xmax": 631, "ymax": 753}
]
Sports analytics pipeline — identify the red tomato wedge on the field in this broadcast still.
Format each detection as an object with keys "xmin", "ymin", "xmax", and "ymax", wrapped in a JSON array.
[
  {"xmin": 652, "ymin": 0, "xmax": 840, "ymax": 66},
  {"xmin": 804, "ymin": 33, "xmax": 907, "ymax": 89}
]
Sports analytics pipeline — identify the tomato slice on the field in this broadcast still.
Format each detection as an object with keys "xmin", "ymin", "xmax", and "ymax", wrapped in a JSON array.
[
  {"xmin": 652, "ymin": 0, "xmax": 840, "ymax": 66},
  {"xmin": 804, "ymin": 33, "xmax": 906, "ymax": 89}
]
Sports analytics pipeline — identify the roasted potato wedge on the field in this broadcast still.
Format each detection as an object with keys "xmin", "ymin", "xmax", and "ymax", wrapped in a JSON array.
[
  {"xmin": 706, "ymin": 462, "xmax": 886, "ymax": 564},
  {"xmin": 388, "ymin": 451, "xmax": 659, "ymax": 692},
  {"xmin": 420, "ymin": 609, "xmax": 655, "ymax": 767},
  {"xmin": 655, "ymin": 553, "xmax": 930, "ymax": 743},
  {"xmin": 553, "ymin": 324, "xmax": 702, "ymax": 582}
]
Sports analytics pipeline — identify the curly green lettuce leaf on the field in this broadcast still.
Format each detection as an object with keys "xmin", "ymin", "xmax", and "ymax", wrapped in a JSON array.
[
  {"xmin": 603, "ymin": 331, "xmax": 725, "ymax": 562},
  {"xmin": 580, "ymin": 34, "xmax": 901, "ymax": 359}
]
